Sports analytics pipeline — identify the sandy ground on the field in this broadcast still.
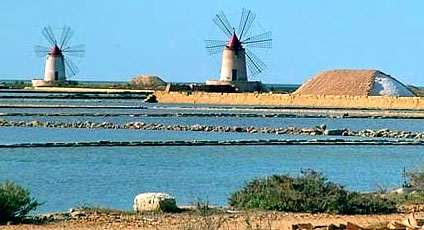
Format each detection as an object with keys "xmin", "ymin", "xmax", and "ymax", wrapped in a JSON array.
[{"xmin": 2, "ymin": 210, "xmax": 420, "ymax": 230}]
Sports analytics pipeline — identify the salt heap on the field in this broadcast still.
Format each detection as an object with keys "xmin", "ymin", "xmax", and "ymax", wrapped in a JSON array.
[{"xmin": 295, "ymin": 70, "xmax": 415, "ymax": 97}]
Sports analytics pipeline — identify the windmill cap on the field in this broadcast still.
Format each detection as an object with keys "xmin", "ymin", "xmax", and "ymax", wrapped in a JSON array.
[
  {"xmin": 50, "ymin": 45, "xmax": 62, "ymax": 55},
  {"xmin": 227, "ymin": 33, "xmax": 242, "ymax": 49}
]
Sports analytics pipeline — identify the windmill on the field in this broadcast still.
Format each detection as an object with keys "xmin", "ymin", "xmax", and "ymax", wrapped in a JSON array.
[
  {"xmin": 204, "ymin": 8, "xmax": 272, "ymax": 89},
  {"xmin": 32, "ymin": 25, "xmax": 85, "ymax": 87}
]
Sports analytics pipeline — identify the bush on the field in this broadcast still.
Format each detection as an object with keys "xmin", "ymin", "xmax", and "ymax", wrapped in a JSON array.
[
  {"xmin": 0, "ymin": 180, "xmax": 41, "ymax": 224},
  {"xmin": 342, "ymin": 192, "xmax": 397, "ymax": 214},
  {"xmin": 384, "ymin": 167, "xmax": 424, "ymax": 207},
  {"xmin": 405, "ymin": 166, "xmax": 424, "ymax": 190},
  {"xmin": 229, "ymin": 169, "xmax": 396, "ymax": 214}
]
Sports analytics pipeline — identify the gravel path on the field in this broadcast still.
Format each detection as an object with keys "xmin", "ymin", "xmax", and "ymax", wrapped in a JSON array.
[{"xmin": 2, "ymin": 210, "xmax": 415, "ymax": 230}]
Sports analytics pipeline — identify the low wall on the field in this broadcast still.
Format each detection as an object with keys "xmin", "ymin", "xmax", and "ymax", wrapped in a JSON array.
[
  {"xmin": 27, "ymin": 87, "xmax": 153, "ymax": 94},
  {"xmin": 154, "ymin": 91, "xmax": 424, "ymax": 110},
  {"xmin": 1, "ymin": 139, "xmax": 424, "ymax": 148}
]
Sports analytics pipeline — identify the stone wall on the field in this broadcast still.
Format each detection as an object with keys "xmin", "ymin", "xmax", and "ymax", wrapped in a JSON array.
[
  {"xmin": 2, "ymin": 139, "xmax": 424, "ymax": 148},
  {"xmin": 154, "ymin": 91, "xmax": 424, "ymax": 110}
]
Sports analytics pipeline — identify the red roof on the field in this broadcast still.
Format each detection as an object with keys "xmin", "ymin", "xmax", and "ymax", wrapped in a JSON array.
[
  {"xmin": 50, "ymin": 45, "xmax": 62, "ymax": 56},
  {"xmin": 227, "ymin": 33, "xmax": 242, "ymax": 49}
]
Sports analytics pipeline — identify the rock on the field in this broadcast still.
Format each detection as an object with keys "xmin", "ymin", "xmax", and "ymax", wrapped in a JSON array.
[
  {"xmin": 390, "ymin": 187, "xmax": 418, "ymax": 194},
  {"xmin": 300, "ymin": 128, "xmax": 317, "ymax": 133},
  {"xmin": 324, "ymin": 129, "xmax": 347, "ymax": 136},
  {"xmin": 133, "ymin": 192, "xmax": 177, "ymax": 212},
  {"xmin": 191, "ymin": 124, "xmax": 203, "ymax": 131},
  {"xmin": 70, "ymin": 209, "xmax": 86, "ymax": 218},
  {"xmin": 378, "ymin": 128, "xmax": 390, "ymax": 133},
  {"xmin": 318, "ymin": 124, "xmax": 327, "ymax": 130},
  {"xmin": 234, "ymin": 127, "xmax": 243, "ymax": 132},
  {"xmin": 292, "ymin": 223, "xmax": 314, "ymax": 230},
  {"xmin": 143, "ymin": 94, "xmax": 158, "ymax": 103},
  {"xmin": 28, "ymin": 120, "xmax": 42, "ymax": 127},
  {"xmin": 416, "ymin": 133, "xmax": 424, "ymax": 139}
]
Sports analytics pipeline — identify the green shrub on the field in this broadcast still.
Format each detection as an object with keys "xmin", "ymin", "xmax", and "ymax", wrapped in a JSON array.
[
  {"xmin": 229, "ymin": 169, "xmax": 396, "ymax": 214},
  {"xmin": 389, "ymin": 191, "xmax": 424, "ymax": 206},
  {"xmin": 0, "ymin": 180, "xmax": 41, "ymax": 224},
  {"xmin": 342, "ymin": 192, "xmax": 398, "ymax": 214},
  {"xmin": 384, "ymin": 167, "xmax": 424, "ymax": 206},
  {"xmin": 405, "ymin": 166, "xmax": 424, "ymax": 190}
]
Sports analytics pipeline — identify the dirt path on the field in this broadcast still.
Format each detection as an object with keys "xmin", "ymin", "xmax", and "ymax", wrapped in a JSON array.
[{"xmin": 3, "ymin": 210, "xmax": 419, "ymax": 230}]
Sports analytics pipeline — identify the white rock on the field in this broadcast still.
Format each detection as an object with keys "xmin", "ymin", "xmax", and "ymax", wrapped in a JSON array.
[
  {"xmin": 133, "ymin": 192, "xmax": 177, "ymax": 212},
  {"xmin": 390, "ymin": 187, "xmax": 416, "ymax": 194}
]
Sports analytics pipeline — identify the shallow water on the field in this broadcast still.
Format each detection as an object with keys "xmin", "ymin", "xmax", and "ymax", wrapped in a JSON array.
[
  {"xmin": 0, "ymin": 127, "xmax": 279, "ymax": 144},
  {"xmin": 0, "ymin": 145, "xmax": 422, "ymax": 213},
  {"xmin": 1, "ymin": 99, "xmax": 423, "ymax": 132},
  {"xmin": 0, "ymin": 97, "xmax": 423, "ymax": 213}
]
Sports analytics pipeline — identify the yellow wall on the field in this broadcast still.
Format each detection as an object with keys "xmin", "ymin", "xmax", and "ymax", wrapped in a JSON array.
[{"xmin": 154, "ymin": 91, "xmax": 424, "ymax": 110}]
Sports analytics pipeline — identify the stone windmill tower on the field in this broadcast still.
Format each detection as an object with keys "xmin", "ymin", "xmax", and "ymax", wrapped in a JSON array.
[
  {"xmin": 204, "ymin": 9, "xmax": 272, "ymax": 91},
  {"xmin": 32, "ymin": 25, "xmax": 85, "ymax": 87}
]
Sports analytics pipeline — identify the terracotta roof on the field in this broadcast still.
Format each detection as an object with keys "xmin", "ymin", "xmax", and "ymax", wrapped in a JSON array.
[
  {"xmin": 50, "ymin": 45, "xmax": 62, "ymax": 56},
  {"xmin": 294, "ymin": 70, "xmax": 379, "ymax": 96},
  {"xmin": 227, "ymin": 33, "xmax": 242, "ymax": 50}
]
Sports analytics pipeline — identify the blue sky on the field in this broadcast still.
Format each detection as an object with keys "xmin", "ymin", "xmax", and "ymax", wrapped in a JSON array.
[{"xmin": 0, "ymin": 0, "xmax": 423, "ymax": 85}]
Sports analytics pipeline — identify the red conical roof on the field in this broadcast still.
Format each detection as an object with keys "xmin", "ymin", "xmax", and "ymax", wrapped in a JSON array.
[
  {"xmin": 227, "ymin": 33, "xmax": 242, "ymax": 50},
  {"xmin": 50, "ymin": 45, "xmax": 62, "ymax": 56}
]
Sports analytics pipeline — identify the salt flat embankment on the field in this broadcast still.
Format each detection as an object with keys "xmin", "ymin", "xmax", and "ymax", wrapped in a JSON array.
[
  {"xmin": 1, "ymin": 139, "xmax": 424, "ymax": 148},
  {"xmin": 155, "ymin": 91, "xmax": 424, "ymax": 110},
  {"xmin": 1, "ymin": 119, "xmax": 424, "ymax": 139},
  {"xmin": 28, "ymin": 87, "xmax": 153, "ymax": 94}
]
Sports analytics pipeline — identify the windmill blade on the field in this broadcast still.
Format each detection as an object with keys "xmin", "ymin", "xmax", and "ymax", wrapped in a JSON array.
[
  {"xmin": 204, "ymin": 40, "xmax": 227, "ymax": 55},
  {"xmin": 58, "ymin": 25, "xmax": 75, "ymax": 49},
  {"xmin": 64, "ymin": 57, "xmax": 80, "ymax": 77},
  {"xmin": 41, "ymin": 26, "xmax": 57, "ymax": 46},
  {"xmin": 242, "ymin": 31, "xmax": 272, "ymax": 49},
  {"xmin": 62, "ymin": 44, "xmax": 85, "ymax": 57},
  {"xmin": 245, "ymin": 49, "xmax": 266, "ymax": 76},
  {"xmin": 34, "ymin": 45, "xmax": 51, "ymax": 57},
  {"xmin": 213, "ymin": 11, "xmax": 233, "ymax": 37},
  {"xmin": 238, "ymin": 8, "xmax": 256, "ymax": 40}
]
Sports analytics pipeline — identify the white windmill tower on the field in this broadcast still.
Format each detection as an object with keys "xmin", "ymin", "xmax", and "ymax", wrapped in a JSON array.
[
  {"xmin": 204, "ymin": 9, "xmax": 272, "ymax": 92},
  {"xmin": 32, "ymin": 25, "xmax": 85, "ymax": 87}
]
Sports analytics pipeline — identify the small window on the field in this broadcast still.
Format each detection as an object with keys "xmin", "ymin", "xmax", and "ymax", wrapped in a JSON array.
[
  {"xmin": 55, "ymin": 71, "xmax": 58, "ymax": 80},
  {"xmin": 231, "ymin": 69, "xmax": 237, "ymax": 81}
]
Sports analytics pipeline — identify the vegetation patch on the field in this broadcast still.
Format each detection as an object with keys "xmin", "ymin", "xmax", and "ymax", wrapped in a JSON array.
[
  {"xmin": 0, "ymin": 180, "xmax": 41, "ymax": 224},
  {"xmin": 407, "ymin": 85, "xmax": 424, "ymax": 97},
  {"xmin": 229, "ymin": 169, "xmax": 397, "ymax": 214},
  {"xmin": 387, "ymin": 166, "xmax": 424, "ymax": 207},
  {"xmin": 0, "ymin": 81, "xmax": 31, "ymax": 89}
]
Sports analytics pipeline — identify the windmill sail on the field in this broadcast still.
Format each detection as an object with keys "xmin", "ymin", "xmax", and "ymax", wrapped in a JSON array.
[
  {"xmin": 204, "ymin": 40, "xmax": 227, "ymax": 55},
  {"xmin": 245, "ymin": 49, "xmax": 266, "ymax": 76},
  {"xmin": 62, "ymin": 44, "xmax": 85, "ymax": 57},
  {"xmin": 213, "ymin": 11, "xmax": 233, "ymax": 37},
  {"xmin": 41, "ymin": 26, "xmax": 57, "ymax": 46},
  {"xmin": 242, "ymin": 31, "xmax": 272, "ymax": 48},
  {"xmin": 238, "ymin": 8, "xmax": 256, "ymax": 40},
  {"xmin": 64, "ymin": 57, "xmax": 80, "ymax": 77},
  {"xmin": 58, "ymin": 25, "xmax": 75, "ymax": 49},
  {"xmin": 34, "ymin": 45, "xmax": 51, "ymax": 57}
]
